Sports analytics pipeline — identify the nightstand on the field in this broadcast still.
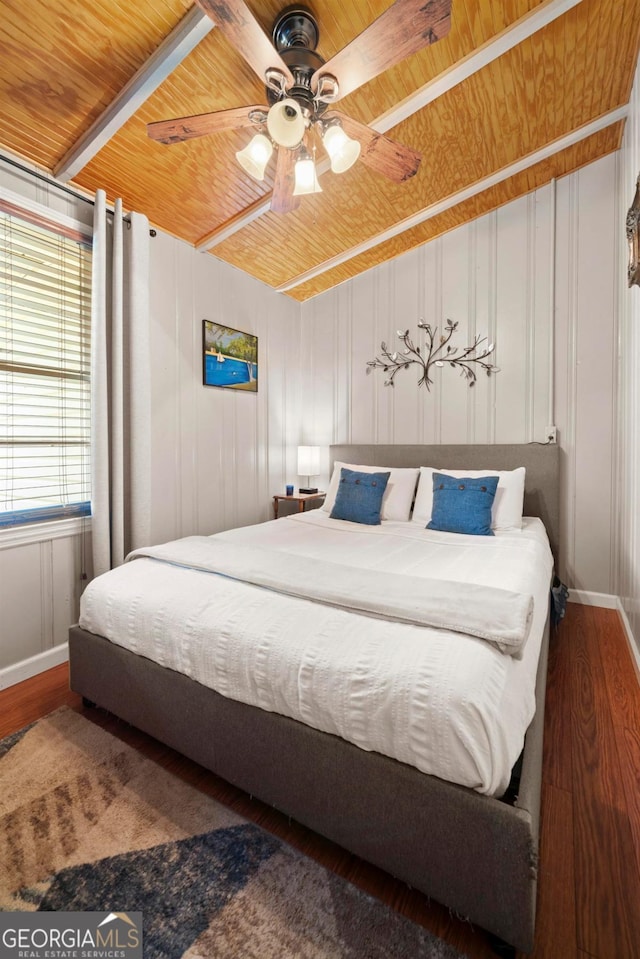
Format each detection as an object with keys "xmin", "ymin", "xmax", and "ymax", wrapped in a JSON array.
[{"xmin": 273, "ymin": 491, "xmax": 326, "ymax": 519}]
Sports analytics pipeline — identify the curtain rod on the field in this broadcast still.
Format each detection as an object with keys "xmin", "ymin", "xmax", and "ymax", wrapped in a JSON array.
[{"xmin": 0, "ymin": 154, "xmax": 156, "ymax": 237}]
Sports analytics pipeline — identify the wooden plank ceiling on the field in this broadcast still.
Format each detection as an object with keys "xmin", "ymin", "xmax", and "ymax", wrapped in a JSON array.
[{"xmin": 0, "ymin": 0, "xmax": 638, "ymax": 301}]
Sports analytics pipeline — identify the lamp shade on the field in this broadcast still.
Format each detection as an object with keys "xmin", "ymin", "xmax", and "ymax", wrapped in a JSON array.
[
  {"xmin": 293, "ymin": 156, "xmax": 322, "ymax": 196},
  {"xmin": 267, "ymin": 98, "xmax": 305, "ymax": 148},
  {"xmin": 235, "ymin": 133, "xmax": 273, "ymax": 181},
  {"xmin": 297, "ymin": 446, "xmax": 320, "ymax": 477},
  {"xmin": 322, "ymin": 123, "xmax": 361, "ymax": 174}
]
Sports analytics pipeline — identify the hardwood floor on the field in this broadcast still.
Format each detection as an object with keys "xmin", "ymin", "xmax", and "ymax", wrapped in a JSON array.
[{"xmin": 1, "ymin": 603, "xmax": 639, "ymax": 959}]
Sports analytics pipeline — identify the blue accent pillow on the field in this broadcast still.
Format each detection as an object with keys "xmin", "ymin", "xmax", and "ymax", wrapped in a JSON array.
[
  {"xmin": 330, "ymin": 468, "xmax": 391, "ymax": 525},
  {"xmin": 427, "ymin": 473, "xmax": 499, "ymax": 536}
]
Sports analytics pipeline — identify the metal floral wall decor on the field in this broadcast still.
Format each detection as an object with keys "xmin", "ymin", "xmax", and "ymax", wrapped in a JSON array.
[
  {"xmin": 626, "ymin": 173, "xmax": 640, "ymax": 288},
  {"xmin": 366, "ymin": 319, "xmax": 499, "ymax": 390}
]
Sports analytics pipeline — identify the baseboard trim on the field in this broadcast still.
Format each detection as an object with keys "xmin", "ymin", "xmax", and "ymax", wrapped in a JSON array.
[
  {"xmin": 616, "ymin": 600, "xmax": 640, "ymax": 686},
  {"xmin": 567, "ymin": 589, "xmax": 618, "ymax": 608},
  {"xmin": 0, "ymin": 642, "xmax": 69, "ymax": 691}
]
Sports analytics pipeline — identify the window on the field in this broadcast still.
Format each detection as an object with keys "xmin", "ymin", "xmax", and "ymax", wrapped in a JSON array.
[{"xmin": 0, "ymin": 199, "xmax": 92, "ymax": 527}]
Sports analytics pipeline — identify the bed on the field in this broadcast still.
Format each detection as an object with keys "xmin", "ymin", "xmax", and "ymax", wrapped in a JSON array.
[{"xmin": 69, "ymin": 442, "xmax": 559, "ymax": 954}]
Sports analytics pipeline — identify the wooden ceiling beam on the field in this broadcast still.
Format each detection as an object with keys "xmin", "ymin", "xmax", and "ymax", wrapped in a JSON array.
[
  {"xmin": 196, "ymin": 0, "xmax": 585, "ymax": 252},
  {"xmin": 54, "ymin": 5, "xmax": 213, "ymax": 182},
  {"xmin": 275, "ymin": 105, "xmax": 629, "ymax": 295}
]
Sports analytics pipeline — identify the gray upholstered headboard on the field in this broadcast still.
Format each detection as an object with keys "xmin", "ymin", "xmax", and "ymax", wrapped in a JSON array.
[{"xmin": 330, "ymin": 444, "xmax": 560, "ymax": 563}]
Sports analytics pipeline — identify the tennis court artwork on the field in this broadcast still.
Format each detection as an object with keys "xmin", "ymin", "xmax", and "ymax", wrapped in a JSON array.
[{"xmin": 202, "ymin": 320, "xmax": 258, "ymax": 392}]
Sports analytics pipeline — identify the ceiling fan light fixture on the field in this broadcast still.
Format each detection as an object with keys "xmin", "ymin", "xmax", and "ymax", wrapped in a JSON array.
[
  {"xmin": 235, "ymin": 133, "xmax": 273, "ymax": 181},
  {"xmin": 322, "ymin": 123, "xmax": 361, "ymax": 174},
  {"xmin": 267, "ymin": 98, "xmax": 306, "ymax": 148},
  {"xmin": 293, "ymin": 153, "xmax": 322, "ymax": 196}
]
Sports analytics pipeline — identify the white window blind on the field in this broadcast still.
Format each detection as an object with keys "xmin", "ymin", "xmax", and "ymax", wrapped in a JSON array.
[{"xmin": 0, "ymin": 201, "xmax": 92, "ymax": 527}]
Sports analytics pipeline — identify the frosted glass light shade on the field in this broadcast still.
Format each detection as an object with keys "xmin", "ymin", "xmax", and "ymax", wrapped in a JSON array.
[
  {"xmin": 322, "ymin": 124, "xmax": 361, "ymax": 174},
  {"xmin": 267, "ymin": 99, "xmax": 305, "ymax": 148},
  {"xmin": 235, "ymin": 134, "xmax": 273, "ymax": 181},
  {"xmin": 293, "ymin": 156, "xmax": 322, "ymax": 195},
  {"xmin": 298, "ymin": 446, "xmax": 320, "ymax": 477}
]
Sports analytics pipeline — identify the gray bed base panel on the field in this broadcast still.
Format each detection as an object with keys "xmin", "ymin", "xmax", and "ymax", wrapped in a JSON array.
[{"xmin": 69, "ymin": 617, "xmax": 549, "ymax": 954}]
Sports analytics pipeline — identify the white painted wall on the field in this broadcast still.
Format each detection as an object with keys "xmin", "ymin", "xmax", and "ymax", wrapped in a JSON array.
[
  {"xmin": 0, "ymin": 522, "xmax": 89, "ymax": 675},
  {"xmin": 616, "ymin": 60, "xmax": 640, "ymax": 662},
  {"xmin": 148, "ymin": 231, "xmax": 301, "ymax": 546},
  {"xmin": 554, "ymin": 156, "xmax": 618, "ymax": 594},
  {"xmin": 301, "ymin": 188, "xmax": 554, "ymax": 450},
  {"xmin": 0, "ymin": 159, "xmax": 302, "ymax": 679},
  {"xmin": 300, "ymin": 154, "xmax": 619, "ymax": 594}
]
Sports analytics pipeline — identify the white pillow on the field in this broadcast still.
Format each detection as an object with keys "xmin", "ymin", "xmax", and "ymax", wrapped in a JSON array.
[
  {"xmin": 411, "ymin": 466, "xmax": 526, "ymax": 531},
  {"xmin": 323, "ymin": 462, "xmax": 419, "ymax": 522}
]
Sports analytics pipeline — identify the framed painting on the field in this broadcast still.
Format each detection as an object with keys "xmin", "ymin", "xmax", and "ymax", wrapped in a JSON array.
[
  {"xmin": 626, "ymin": 173, "xmax": 640, "ymax": 288},
  {"xmin": 202, "ymin": 320, "xmax": 258, "ymax": 392}
]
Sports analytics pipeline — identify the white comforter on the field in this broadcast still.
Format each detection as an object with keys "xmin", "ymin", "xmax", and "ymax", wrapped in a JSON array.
[{"xmin": 79, "ymin": 512, "xmax": 553, "ymax": 796}]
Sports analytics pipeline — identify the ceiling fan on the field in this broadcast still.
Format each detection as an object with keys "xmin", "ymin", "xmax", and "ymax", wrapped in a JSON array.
[{"xmin": 147, "ymin": 0, "xmax": 452, "ymax": 214}]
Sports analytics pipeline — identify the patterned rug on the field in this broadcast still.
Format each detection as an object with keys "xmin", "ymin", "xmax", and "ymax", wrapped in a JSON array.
[{"xmin": 0, "ymin": 708, "xmax": 467, "ymax": 959}]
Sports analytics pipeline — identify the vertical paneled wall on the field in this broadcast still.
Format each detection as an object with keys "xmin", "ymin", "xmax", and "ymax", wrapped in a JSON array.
[
  {"xmin": 148, "ymin": 232, "xmax": 301, "ymax": 547},
  {"xmin": 301, "ymin": 187, "xmax": 554, "ymax": 452},
  {"xmin": 616, "ymin": 60, "xmax": 640, "ymax": 662},
  {"xmin": 300, "ymin": 157, "xmax": 619, "ymax": 592},
  {"xmin": 554, "ymin": 156, "xmax": 618, "ymax": 594},
  {"xmin": 0, "ymin": 531, "xmax": 88, "ymax": 671}
]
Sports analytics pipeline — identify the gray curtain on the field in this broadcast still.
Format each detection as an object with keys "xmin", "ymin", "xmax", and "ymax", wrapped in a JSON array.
[{"xmin": 90, "ymin": 189, "xmax": 151, "ymax": 576}]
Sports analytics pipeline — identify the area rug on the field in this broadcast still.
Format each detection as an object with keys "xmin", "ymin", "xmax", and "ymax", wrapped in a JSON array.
[{"xmin": 0, "ymin": 708, "xmax": 466, "ymax": 959}]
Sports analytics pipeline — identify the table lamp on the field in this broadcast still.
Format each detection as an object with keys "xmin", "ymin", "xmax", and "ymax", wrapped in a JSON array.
[{"xmin": 297, "ymin": 446, "xmax": 320, "ymax": 494}]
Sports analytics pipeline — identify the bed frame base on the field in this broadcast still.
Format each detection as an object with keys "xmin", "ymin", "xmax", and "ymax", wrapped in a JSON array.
[
  {"xmin": 487, "ymin": 932, "xmax": 517, "ymax": 958},
  {"xmin": 69, "ymin": 618, "xmax": 548, "ymax": 954}
]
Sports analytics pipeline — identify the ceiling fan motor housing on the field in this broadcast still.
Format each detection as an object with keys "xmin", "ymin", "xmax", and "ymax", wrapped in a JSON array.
[
  {"xmin": 267, "ymin": 6, "xmax": 327, "ymax": 117},
  {"xmin": 272, "ymin": 6, "xmax": 319, "ymax": 52}
]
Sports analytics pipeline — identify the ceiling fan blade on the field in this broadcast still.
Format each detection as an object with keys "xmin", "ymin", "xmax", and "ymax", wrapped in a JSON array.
[
  {"xmin": 147, "ymin": 105, "xmax": 268, "ymax": 144},
  {"xmin": 271, "ymin": 147, "xmax": 300, "ymax": 215},
  {"xmin": 312, "ymin": 0, "xmax": 451, "ymax": 103},
  {"xmin": 195, "ymin": 0, "xmax": 294, "ymax": 87},
  {"xmin": 328, "ymin": 112, "xmax": 421, "ymax": 183}
]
